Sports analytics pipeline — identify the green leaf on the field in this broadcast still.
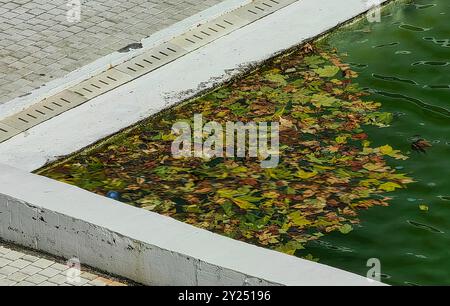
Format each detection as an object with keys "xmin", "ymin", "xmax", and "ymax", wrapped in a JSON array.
[
  {"xmin": 311, "ymin": 93, "xmax": 341, "ymax": 107},
  {"xmin": 314, "ymin": 65, "xmax": 340, "ymax": 78},
  {"xmin": 304, "ymin": 55, "xmax": 325, "ymax": 67},
  {"xmin": 265, "ymin": 73, "xmax": 287, "ymax": 86},
  {"xmin": 366, "ymin": 112, "xmax": 394, "ymax": 127},
  {"xmin": 289, "ymin": 211, "xmax": 312, "ymax": 227},
  {"xmin": 339, "ymin": 224, "xmax": 353, "ymax": 234},
  {"xmin": 335, "ymin": 135, "xmax": 348, "ymax": 144},
  {"xmin": 275, "ymin": 240, "xmax": 305, "ymax": 255}
]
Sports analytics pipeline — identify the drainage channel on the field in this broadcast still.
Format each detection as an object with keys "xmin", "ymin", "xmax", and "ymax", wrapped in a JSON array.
[{"xmin": 0, "ymin": 0, "xmax": 298, "ymax": 143}]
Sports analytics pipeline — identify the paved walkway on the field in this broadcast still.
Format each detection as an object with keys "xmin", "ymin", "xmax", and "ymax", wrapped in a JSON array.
[
  {"xmin": 0, "ymin": 0, "xmax": 225, "ymax": 105},
  {"xmin": 0, "ymin": 242, "xmax": 129, "ymax": 286}
]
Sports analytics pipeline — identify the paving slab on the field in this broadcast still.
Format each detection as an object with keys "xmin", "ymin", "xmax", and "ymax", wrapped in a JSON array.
[{"xmin": 0, "ymin": 241, "xmax": 131, "ymax": 286}]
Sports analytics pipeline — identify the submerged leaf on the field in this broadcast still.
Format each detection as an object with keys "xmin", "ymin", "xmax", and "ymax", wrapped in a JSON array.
[
  {"xmin": 314, "ymin": 65, "xmax": 340, "ymax": 78},
  {"xmin": 339, "ymin": 224, "xmax": 353, "ymax": 234}
]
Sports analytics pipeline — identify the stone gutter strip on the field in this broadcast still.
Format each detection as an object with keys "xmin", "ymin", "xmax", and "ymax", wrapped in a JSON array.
[
  {"xmin": 0, "ymin": 0, "xmax": 390, "ymax": 172},
  {"xmin": 0, "ymin": 164, "xmax": 384, "ymax": 286}
]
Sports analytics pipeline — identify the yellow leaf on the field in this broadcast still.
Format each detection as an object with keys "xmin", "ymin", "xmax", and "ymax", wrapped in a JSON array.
[
  {"xmin": 419, "ymin": 204, "xmax": 429, "ymax": 212},
  {"xmin": 379, "ymin": 145, "xmax": 393, "ymax": 155},
  {"xmin": 378, "ymin": 144, "xmax": 408, "ymax": 160},
  {"xmin": 162, "ymin": 133, "xmax": 177, "ymax": 141},
  {"xmin": 289, "ymin": 211, "xmax": 312, "ymax": 227},
  {"xmin": 263, "ymin": 191, "xmax": 279, "ymax": 199},
  {"xmin": 296, "ymin": 169, "xmax": 318, "ymax": 179},
  {"xmin": 363, "ymin": 163, "xmax": 382, "ymax": 171},
  {"xmin": 379, "ymin": 182, "xmax": 402, "ymax": 192},
  {"xmin": 336, "ymin": 135, "xmax": 348, "ymax": 144},
  {"xmin": 231, "ymin": 198, "xmax": 257, "ymax": 210},
  {"xmin": 359, "ymin": 179, "xmax": 379, "ymax": 187}
]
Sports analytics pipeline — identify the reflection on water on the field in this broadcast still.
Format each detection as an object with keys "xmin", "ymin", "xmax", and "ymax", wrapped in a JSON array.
[
  {"xmin": 307, "ymin": 0, "xmax": 450, "ymax": 285},
  {"xmin": 407, "ymin": 220, "xmax": 444, "ymax": 234}
]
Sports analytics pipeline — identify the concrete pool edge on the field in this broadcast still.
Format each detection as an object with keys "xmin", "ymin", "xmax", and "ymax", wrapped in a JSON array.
[{"xmin": 0, "ymin": 163, "xmax": 384, "ymax": 286}]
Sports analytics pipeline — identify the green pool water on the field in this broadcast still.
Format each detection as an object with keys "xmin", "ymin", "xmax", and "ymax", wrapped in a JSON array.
[{"xmin": 302, "ymin": 0, "xmax": 450, "ymax": 285}]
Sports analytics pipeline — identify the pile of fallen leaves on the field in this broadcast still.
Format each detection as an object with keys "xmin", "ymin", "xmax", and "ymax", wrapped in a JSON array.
[{"xmin": 40, "ymin": 44, "xmax": 413, "ymax": 255}]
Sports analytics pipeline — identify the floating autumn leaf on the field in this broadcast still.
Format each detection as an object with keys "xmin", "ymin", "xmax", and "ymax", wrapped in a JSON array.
[
  {"xmin": 265, "ymin": 73, "xmax": 288, "ymax": 86},
  {"xmin": 289, "ymin": 211, "xmax": 312, "ymax": 228},
  {"xmin": 379, "ymin": 182, "xmax": 403, "ymax": 192},
  {"xmin": 296, "ymin": 169, "xmax": 318, "ymax": 179},
  {"xmin": 304, "ymin": 55, "xmax": 325, "ymax": 67},
  {"xmin": 339, "ymin": 224, "xmax": 353, "ymax": 234},
  {"xmin": 311, "ymin": 93, "xmax": 341, "ymax": 108},
  {"xmin": 314, "ymin": 65, "xmax": 340, "ymax": 78},
  {"xmin": 378, "ymin": 144, "xmax": 408, "ymax": 160},
  {"xmin": 419, "ymin": 204, "xmax": 429, "ymax": 212},
  {"xmin": 275, "ymin": 240, "xmax": 305, "ymax": 255}
]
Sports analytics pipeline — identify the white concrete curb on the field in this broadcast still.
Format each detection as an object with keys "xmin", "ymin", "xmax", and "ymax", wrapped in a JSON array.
[{"xmin": 0, "ymin": 164, "xmax": 383, "ymax": 286}]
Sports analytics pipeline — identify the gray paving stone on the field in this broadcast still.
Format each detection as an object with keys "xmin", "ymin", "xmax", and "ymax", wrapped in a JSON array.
[
  {"xmin": 21, "ymin": 254, "xmax": 40, "ymax": 263},
  {"xmin": 38, "ymin": 267, "xmax": 60, "ymax": 278},
  {"xmin": 69, "ymin": 277, "xmax": 90, "ymax": 286},
  {"xmin": 80, "ymin": 271, "xmax": 98, "ymax": 281},
  {"xmin": 37, "ymin": 281, "xmax": 58, "ymax": 286},
  {"xmin": 25, "ymin": 273, "xmax": 47, "ymax": 284},
  {"xmin": 8, "ymin": 271, "xmax": 28, "ymax": 282},
  {"xmin": 2, "ymin": 251, "xmax": 23, "ymax": 261},
  {"xmin": 31, "ymin": 258, "xmax": 54, "ymax": 269},
  {"xmin": 16, "ymin": 280, "xmax": 35, "ymax": 286},
  {"xmin": 50, "ymin": 262, "xmax": 68, "ymax": 271},
  {"xmin": 0, "ymin": 257, "xmax": 12, "ymax": 268},
  {"xmin": 0, "ymin": 0, "xmax": 226, "ymax": 103},
  {"xmin": 9, "ymin": 259, "xmax": 31, "ymax": 269},
  {"xmin": 0, "ymin": 246, "xmax": 11, "ymax": 255},
  {"xmin": 48, "ymin": 273, "xmax": 68, "ymax": 285},
  {"xmin": 20, "ymin": 265, "xmax": 42, "ymax": 276},
  {"xmin": 0, "ymin": 278, "xmax": 17, "ymax": 286},
  {"xmin": 0, "ymin": 265, "xmax": 19, "ymax": 276},
  {"xmin": 89, "ymin": 278, "xmax": 108, "ymax": 286}
]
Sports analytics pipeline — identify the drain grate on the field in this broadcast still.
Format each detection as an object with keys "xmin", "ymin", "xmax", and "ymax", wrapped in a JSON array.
[
  {"xmin": 70, "ymin": 69, "xmax": 133, "ymax": 100},
  {"xmin": 171, "ymin": 14, "xmax": 247, "ymax": 52},
  {"xmin": 115, "ymin": 43, "xmax": 186, "ymax": 78},
  {"xmin": 2, "ymin": 90, "xmax": 87, "ymax": 132},
  {"xmin": 0, "ymin": 0, "xmax": 298, "ymax": 143},
  {"xmin": 234, "ymin": 0, "xmax": 297, "ymax": 21},
  {"xmin": 0, "ymin": 123, "xmax": 21, "ymax": 143}
]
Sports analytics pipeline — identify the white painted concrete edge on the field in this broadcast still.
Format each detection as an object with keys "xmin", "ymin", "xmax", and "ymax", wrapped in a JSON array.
[
  {"xmin": 0, "ymin": 163, "xmax": 384, "ymax": 286},
  {"xmin": 0, "ymin": 0, "xmax": 251, "ymax": 120}
]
